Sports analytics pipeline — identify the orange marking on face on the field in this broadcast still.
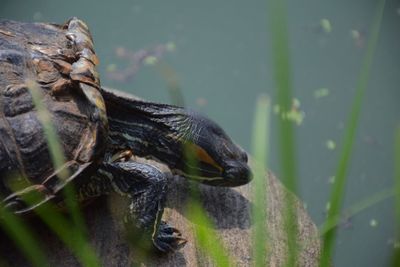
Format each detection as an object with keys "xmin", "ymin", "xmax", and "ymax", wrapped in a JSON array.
[{"xmin": 187, "ymin": 143, "xmax": 223, "ymax": 173}]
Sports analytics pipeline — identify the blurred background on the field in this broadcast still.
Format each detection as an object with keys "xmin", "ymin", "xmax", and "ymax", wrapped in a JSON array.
[{"xmin": 1, "ymin": 0, "xmax": 399, "ymax": 266}]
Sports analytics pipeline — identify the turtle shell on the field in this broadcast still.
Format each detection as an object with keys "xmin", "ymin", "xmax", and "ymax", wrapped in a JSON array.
[{"xmin": 0, "ymin": 18, "xmax": 108, "ymax": 212}]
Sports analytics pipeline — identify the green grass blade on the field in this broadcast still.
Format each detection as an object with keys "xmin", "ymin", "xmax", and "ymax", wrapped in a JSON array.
[
  {"xmin": 319, "ymin": 1, "xmax": 386, "ymax": 266},
  {"xmin": 396, "ymin": 127, "xmax": 400, "ymax": 229},
  {"xmin": 0, "ymin": 207, "xmax": 48, "ymax": 267},
  {"xmin": 25, "ymin": 79, "xmax": 100, "ymax": 267},
  {"xmin": 33, "ymin": 202, "xmax": 100, "ymax": 267},
  {"xmin": 183, "ymin": 147, "xmax": 234, "ymax": 267},
  {"xmin": 0, "ymin": 258, "xmax": 11, "ymax": 267},
  {"xmin": 62, "ymin": 183, "xmax": 88, "ymax": 238},
  {"xmin": 26, "ymin": 79, "xmax": 87, "ymax": 235},
  {"xmin": 267, "ymin": 0, "xmax": 298, "ymax": 265},
  {"xmin": 319, "ymin": 188, "xmax": 394, "ymax": 235},
  {"xmin": 13, "ymin": 182, "xmax": 100, "ymax": 267},
  {"xmin": 392, "ymin": 127, "xmax": 400, "ymax": 266},
  {"xmin": 251, "ymin": 95, "xmax": 270, "ymax": 266},
  {"xmin": 156, "ymin": 61, "xmax": 185, "ymax": 107},
  {"xmin": 187, "ymin": 195, "xmax": 233, "ymax": 267},
  {"xmin": 25, "ymin": 80, "xmax": 66, "ymax": 177}
]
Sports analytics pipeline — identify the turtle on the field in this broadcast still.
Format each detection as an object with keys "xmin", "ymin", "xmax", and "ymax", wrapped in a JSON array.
[{"xmin": 0, "ymin": 18, "xmax": 252, "ymax": 252}]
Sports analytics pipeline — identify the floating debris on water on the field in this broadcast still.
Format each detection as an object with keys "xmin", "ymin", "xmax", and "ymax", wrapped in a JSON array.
[
  {"xmin": 292, "ymin": 98, "xmax": 300, "ymax": 109},
  {"xmin": 273, "ymin": 98, "xmax": 305, "ymax": 126},
  {"xmin": 369, "ymin": 219, "xmax": 378, "ymax": 228},
  {"xmin": 314, "ymin": 88, "xmax": 330, "ymax": 99},
  {"xmin": 196, "ymin": 97, "xmax": 208, "ymax": 107},
  {"xmin": 326, "ymin": 140, "xmax": 336, "ymax": 150},
  {"xmin": 350, "ymin": 29, "xmax": 365, "ymax": 48},
  {"xmin": 106, "ymin": 63, "xmax": 117, "ymax": 72},
  {"xmin": 283, "ymin": 109, "xmax": 305, "ymax": 125},
  {"xmin": 115, "ymin": 46, "xmax": 127, "ymax": 58},
  {"xmin": 107, "ymin": 42, "xmax": 176, "ymax": 83},
  {"xmin": 144, "ymin": 55, "xmax": 158, "ymax": 65},
  {"xmin": 387, "ymin": 238, "xmax": 400, "ymax": 248},
  {"xmin": 166, "ymin": 41, "xmax": 176, "ymax": 52},
  {"xmin": 340, "ymin": 214, "xmax": 353, "ymax": 229},
  {"xmin": 320, "ymin": 19, "xmax": 332, "ymax": 33},
  {"xmin": 350, "ymin": 30, "xmax": 361, "ymax": 40}
]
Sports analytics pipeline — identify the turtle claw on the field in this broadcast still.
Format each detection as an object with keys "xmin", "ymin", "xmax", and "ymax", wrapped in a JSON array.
[
  {"xmin": 153, "ymin": 221, "xmax": 187, "ymax": 253},
  {"xmin": 159, "ymin": 221, "xmax": 182, "ymax": 236},
  {"xmin": 2, "ymin": 198, "xmax": 25, "ymax": 213},
  {"xmin": 2, "ymin": 185, "xmax": 54, "ymax": 214}
]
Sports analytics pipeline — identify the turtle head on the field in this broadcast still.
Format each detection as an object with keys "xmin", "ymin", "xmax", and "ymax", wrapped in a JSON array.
[
  {"xmin": 173, "ymin": 111, "xmax": 252, "ymax": 187},
  {"xmin": 100, "ymin": 88, "xmax": 252, "ymax": 186}
]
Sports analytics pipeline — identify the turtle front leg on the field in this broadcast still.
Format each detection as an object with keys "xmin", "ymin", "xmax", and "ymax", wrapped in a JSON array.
[{"xmin": 98, "ymin": 160, "xmax": 186, "ymax": 252}]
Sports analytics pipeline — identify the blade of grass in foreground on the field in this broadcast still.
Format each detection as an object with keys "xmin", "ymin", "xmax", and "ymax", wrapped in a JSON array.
[
  {"xmin": 26, "ymin": 79, "xmax": 87, "ymax": 235},
  {"xmin": 0, "ymin": 207, "xmax": 48, "ymax": 267},
  {"xmin": 25, "ymin": 79, "xmax": 100, "ymax": 267},
  {"xmin": 319, "ymin": 187, "xmax": 394, "ymax": 235},
  {"xmin": 187, "ymin": 195, "xmax": 233, "ymax": 267},
  {"xmin": 184, "ymin": 147, "xmax": 234, "ymax": 267},
  {"xmin": 0, "ymin": 258, "xmax": 10, "ymax": 267},
  {"xmin": 267, "ymin": 0, "xmax": 298, "ymax": 265},
  {"xmin": 251, "ymin": 95, "xmax": 270, "ymax": 266},
  {"xmin": 391, "ymin": 127, "xmax": 400, "ymax": 266},
  {"xmin": 33, "ymin": 201, "xmax": 100, "ymax": 267},
  {"xmin": 319, "ymin": 1, "xmax": 386, "ymax": 266},
  {"xmin": 25, "ymin": 80, "xmax": 67, "ymax": 182},
  {"xmin": 156, "ymin": 61, "xmax": 185, "ymax": 107},
  {"xmin": 162, "ymin": 63, "xmax": 230, "ymax": 265},
  {"xmin": 6, "ymin": 183, "xmax": 100, "ymax": 266}
]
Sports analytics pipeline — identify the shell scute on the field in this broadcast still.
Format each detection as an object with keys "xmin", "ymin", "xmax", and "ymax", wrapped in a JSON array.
[{"xmin": 0, "ymin": 18, "xmax": 108, "ymax": 209}]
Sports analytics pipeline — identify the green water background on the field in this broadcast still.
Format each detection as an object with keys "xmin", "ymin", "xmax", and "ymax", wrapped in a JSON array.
[{"xmin": 1, "ymin": 0, "xmax": 399, "ymax": 266}]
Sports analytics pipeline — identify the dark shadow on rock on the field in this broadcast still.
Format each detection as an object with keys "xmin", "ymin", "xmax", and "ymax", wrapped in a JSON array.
[
  {"xmin": 0, "ymin": 230, "xmax": 32, "ymax": 267},
  {"xmin": 0, "ymin": 170, "xmax": 320, "ymax": 267},
  {"xmin": 0, "ymin": 197, "xmax": 130, "ymax": 267},
  {"xmin": 87, "ymin": 196, "xmax": 188, "ymax": 267},
  {"xmin": 0, "ymin": 188, "xmax": 190, "ymax": 267},
  {"xmin": 199, "ymin": 185, "xmax": 252, "ymax": 230},
  {"xmin": 136, "ymin": 251, "xmax": 187, "ymax": 267},
  {"xmin": 165, "ymin": 175, "xmax": 252, "ymax": 230},
  {"xmin": 0, "ymin": 213, "xmax": 80, "ymax": 267}
]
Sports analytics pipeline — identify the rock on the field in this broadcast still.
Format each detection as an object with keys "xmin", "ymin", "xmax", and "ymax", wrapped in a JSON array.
[{"xmin": 0, "ymin": 164, "xmax": 320, "ymax": 267}]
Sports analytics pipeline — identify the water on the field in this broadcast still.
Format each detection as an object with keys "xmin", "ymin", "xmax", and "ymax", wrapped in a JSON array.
[{"xmin": 1, "ymin": 0, "xmax": 399, "ymax": 266}]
